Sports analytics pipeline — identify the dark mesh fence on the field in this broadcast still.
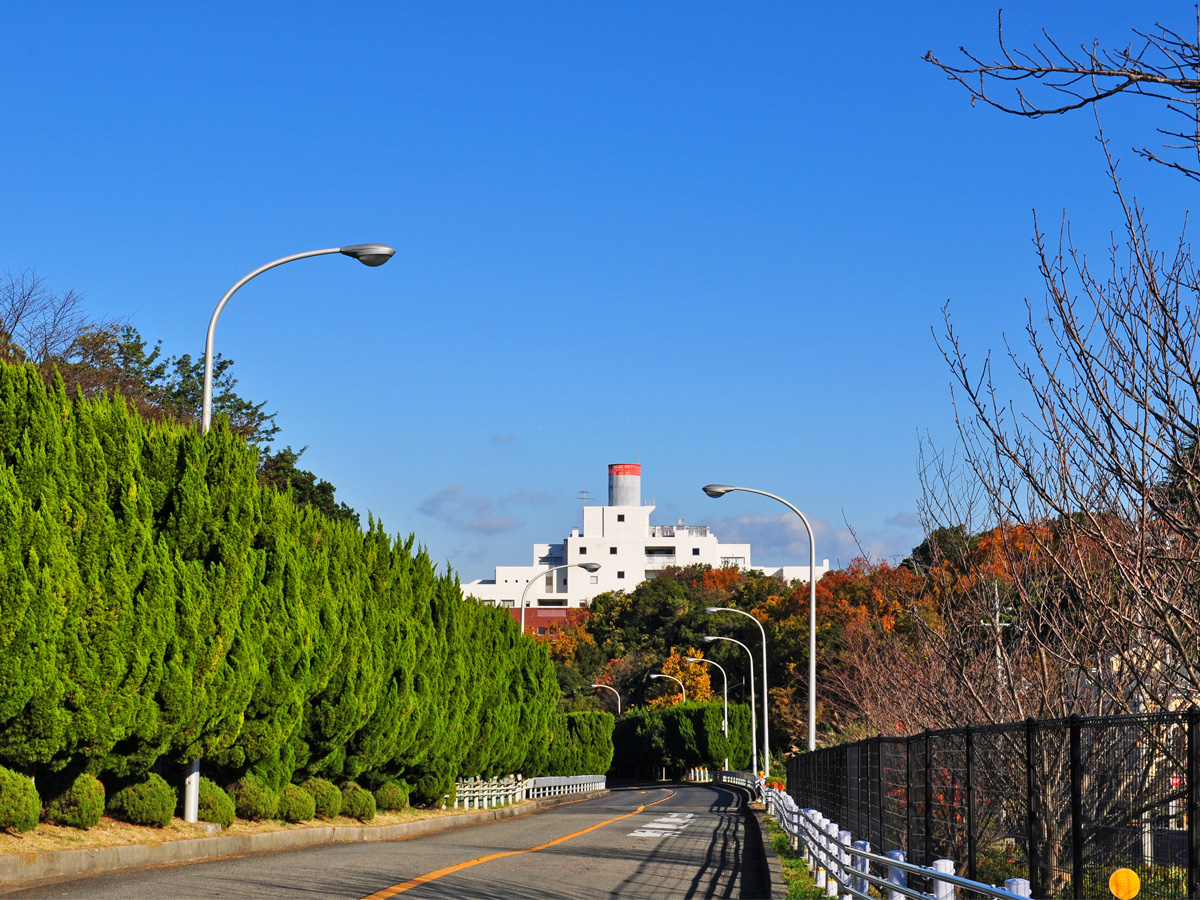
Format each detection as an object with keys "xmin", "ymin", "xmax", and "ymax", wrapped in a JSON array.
[{"xmin": 785, "ymin": 712, "xmax": 1200, "ymax": 899}]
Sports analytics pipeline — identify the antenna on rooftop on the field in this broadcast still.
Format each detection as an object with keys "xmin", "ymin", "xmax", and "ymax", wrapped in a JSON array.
[{"xmin": 578, "ymin": 490, "xmax": 591, "ymax": 507}]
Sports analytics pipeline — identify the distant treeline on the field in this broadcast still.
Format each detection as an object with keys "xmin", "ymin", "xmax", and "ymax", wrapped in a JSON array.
[{"xmin": 0, "ymin": 363, "xmax": 610, "ymax": 803}]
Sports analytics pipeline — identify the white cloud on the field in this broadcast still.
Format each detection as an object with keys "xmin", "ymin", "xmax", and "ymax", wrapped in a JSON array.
[
  {"xmin": 419, "ymin": 484, "xmax": 552, "ymax": 534},
  {"xmin": 711, "ymin": 509, "xmax": 926, "ymax": 570}
]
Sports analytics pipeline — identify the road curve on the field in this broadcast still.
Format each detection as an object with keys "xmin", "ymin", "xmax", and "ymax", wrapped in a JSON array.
[{"xmin": 7, "ymin": 783, "xmax": 773, "ymax": 899}]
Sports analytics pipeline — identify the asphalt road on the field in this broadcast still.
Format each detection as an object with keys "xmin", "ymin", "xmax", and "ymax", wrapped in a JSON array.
[{"xmin": 10, "ymin": 783, "xmax": 774, "ymax": 900}]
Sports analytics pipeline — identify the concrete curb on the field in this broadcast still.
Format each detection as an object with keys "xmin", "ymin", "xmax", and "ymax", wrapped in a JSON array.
[
  {"xmin": 748, "ymin": 803, "xmax": 788, "ymax": 900},
  {"xmin": 0, "ymin": 789, "xmax": 608, "ymax": 894}
]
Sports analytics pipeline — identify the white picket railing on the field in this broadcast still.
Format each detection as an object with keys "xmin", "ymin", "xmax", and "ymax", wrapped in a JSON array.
[
  {"xmin": 714, "ymin": 771, "xmax": 1034, "ymax": 900},
  {"xmin": 524, "ymin": 774, "xmax": 606, "ymax": 799},
  {"xmin": 452, "ymin": 773, "xmax": 606, "ymax": 808}
]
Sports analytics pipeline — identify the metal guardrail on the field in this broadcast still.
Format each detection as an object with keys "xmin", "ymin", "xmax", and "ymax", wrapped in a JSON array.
[
  {"xmin": 714, "ymin": 769, "xmax": 762, "ymax": 797},
  {"xmin": 761, "ymin": 782, "xmax": 1035, "ymax": 900}
]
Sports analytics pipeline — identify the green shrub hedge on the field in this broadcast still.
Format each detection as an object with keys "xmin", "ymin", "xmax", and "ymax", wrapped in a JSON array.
[
  {"xmin": 340, "ymin": 783, "xmax": 375, "ymax": 822},
  {"xmin": 277, "ymin": 783, "xmax": 316, "ymax": 823},
  {"xmin": 373, "ymin": 781, "xmax": 409, "ymax": 812},
  {"xmin": 227, "ymin": 775, "xmax": 279, "ymax": 821},
  {"xmin": 0, "ymin": 766, "xmax": 39, "ymax": 833},
  {"xmin": 197, "ymin": 778, "xmax": 235, "ymax": 828},
  {"xmin": 43, "ymin": 773, "xmax": 105, "ymax": 829},
  {"xmin": 301, "ymin": 777, "xmax": 341, "ymax": 819},
  {"xmin": 108, "ymin": 774, "xmax": 175, "ymax": 828}
]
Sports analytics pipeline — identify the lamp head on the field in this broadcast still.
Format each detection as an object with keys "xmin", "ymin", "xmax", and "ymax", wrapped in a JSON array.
[
  {"xmin": 591, "ymin": 684, "xmax": 604, "ymax": 689},
  {"xmin": 579, "ymin": 562, "xmax": 601, "ymax": 573},
  {"xmin": 649, "ymin": 673, "xmax": 663, "ymax": 680},
  {"xmin": 703, "ymin": 484, "xmax": 736, "ymax": 498},
  {"xmin": 703, "ymin": 636, "xmax": 718, "ymax": 643},
  {"xmin": 705, "ymin": 606, "xmax": 721, "ymax": 614},
  {"xmin": 340, "ymin": 244, "xmax": 396, "ymax": 267},
  {"xmin": 684, "ymin": 657, "xmax": 701, "ymax": 663}
]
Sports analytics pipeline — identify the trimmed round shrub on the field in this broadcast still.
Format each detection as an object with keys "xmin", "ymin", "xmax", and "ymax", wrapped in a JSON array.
[
  {"xmin": 340, "ymin": 782, "xmax": 376, "ymax": 822},
  {"xmin": 277, "ymin": 783, "xmax": 315, "ymax": 823},
  {"xmin": 301, "ymin": 777, "xmax": 341, "ymax": 819},
  {"xmin": 0, "ymin": 766, "xmax": 39, "ymax": 833},
  {"xmin": 197, "ymin": 778, "xmax": 235, "ymax": 829},
  {"xmin": 44, "ymin": 773, "xmax": 105, "ymax": 829},
  {"xmin": 108, "ymin": 774, "xmax": 176, "ymax": 828},
  {"xmin": 227, "ymin": 775, "xmax": 279, "ymax": 821},
  {"xmin": 373, "ymin": 781, "xmax": 409, "ymax": 812}
]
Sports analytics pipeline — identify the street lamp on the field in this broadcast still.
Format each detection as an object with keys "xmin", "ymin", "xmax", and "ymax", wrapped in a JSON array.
[
  {"xmin": 519, "ymin": 563, "xmax": 601, "ymax": 633},
  {"xmin": 704, "ymin": 483, "xmax": 818, "ymax": 753},
  {"xmin": 687, "ymin": 655, "xmax": 728, "ymax": 771},
  {"xmin": 707, "ymin": 605, "xmax": 771, "ymax": 776},
  {"xmin": 186, "ymin": 243, "xmax": 394, "ymax": 825},
  {"xmin": 705, "ymin": 635, "xmax": 757, "ymax": 776},
  {"xmin": 591, "ymin": 684, "xmax": 621, "ymax": 715},
  {"xmin": 202, "ymin": 244, "xmax": 396, "ymax": 432},
  {"xmin": 650, "ymin": 673, "xmax": 685, "ymax": 703}
]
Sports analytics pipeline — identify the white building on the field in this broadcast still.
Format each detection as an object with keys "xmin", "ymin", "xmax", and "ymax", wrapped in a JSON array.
[{"xmin": 462, "ymin": 464, "xmax": 830, "ymax": 627}]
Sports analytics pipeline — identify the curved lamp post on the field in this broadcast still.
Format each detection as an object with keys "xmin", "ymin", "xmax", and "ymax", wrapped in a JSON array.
[
  {"xmin": 704, "ymin": 483, "xmax": 817, "ymax": 754},
  {"xmin": 687, "ymin": 655, "xmax": 729, "ymax": 770},
  {"xmin": 202, "ymin": 244, "xmax": 396, "ymax": 431},
  {"xmin": 650, "ymin": 672, "xmax": 685, "ymax": 703},
  {"xmin": 520, "ymin": 562, "xmax": 600, "ymax": 633},
  {"xmin": 705, "ymin": 635, "xmax": 757, "ymax": 776},
  {"xmin": 706, "ymin": 605, "xmax": 771, "ymax": 776},
  {"xmin": 188, "ymin": 244, "xmax": 395, "ymax": 824},
  {"xmin": 591, "ymin": 683, "xmax": 621, "ymax": 715}
]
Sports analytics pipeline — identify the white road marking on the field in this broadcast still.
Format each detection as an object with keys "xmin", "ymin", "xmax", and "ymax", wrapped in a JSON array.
[{"xmin": 629, "ymin": 812, "xmax": 696, "ymax": 838}]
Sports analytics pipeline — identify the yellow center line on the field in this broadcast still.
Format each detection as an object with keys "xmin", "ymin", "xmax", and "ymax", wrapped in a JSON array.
[{"xmin": 359, "ymin": 789, "xmax": 676, "ymax": 899}]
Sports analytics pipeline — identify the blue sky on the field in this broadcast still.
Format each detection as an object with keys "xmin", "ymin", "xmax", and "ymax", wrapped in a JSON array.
[{"xmin": 2, "ymin": 1, "xmax": 1194, "ymax": 581}]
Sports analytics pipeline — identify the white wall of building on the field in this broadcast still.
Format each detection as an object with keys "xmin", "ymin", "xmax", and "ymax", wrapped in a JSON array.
[{"xmin": 462, "ymin": 464, "xmax": 831, "ymax": 610}]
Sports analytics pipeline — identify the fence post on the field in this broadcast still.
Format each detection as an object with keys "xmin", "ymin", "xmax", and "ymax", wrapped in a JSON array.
[
  {"xmin": 1070, "ymin": 714, "xmax": 1083, "ymax": 900},
  {"xmin": 1189, "ymin": 708, "xmax": 1200, "ymax": 900},
  {"xmin": 1005, "ymin": 877, "xmax": 1032, "ymax": 898},
  {"xmin": 932, "ymin": 859, "xmax": 955, "ymax": 900},
  {"xmin": 1025, "ymin": 717, "xmax": 1041, "ymax": 900},
  {"xmin": 966, "ymin": 723, "xmax": 977, "ymax": 883},
  {"xmin": 852, "ymin": 840, "xmax": 870, "ymax": 896},
  {"xmin": 885, "ymin": 849, "xmax": 906, "ymax": 900},
  {"xmin": 906, "ymin": 735, "xmax": 917, "ymax": 866},
  {"xmin": 924, "ymin": 728, "xmax": 933, "ymax": 869},
  {"xmin": 874, "ymin": 737, "xmax": 884, "ymax": 852}
]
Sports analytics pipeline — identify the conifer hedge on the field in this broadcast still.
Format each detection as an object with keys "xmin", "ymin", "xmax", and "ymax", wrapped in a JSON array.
[
  {"xmin": 0, "ymin": 364, "xmax": 609, "ymax": 813},
  {"xmin": 611, "ymin": 702, "xmax": 752, "ymax": 777}
]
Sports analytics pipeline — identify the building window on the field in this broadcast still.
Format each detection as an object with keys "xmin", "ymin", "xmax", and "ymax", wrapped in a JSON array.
[
  {"xmin": 537, "ymin": 627, "xmax": 547, "ymax": 635},
  {"xmin": 501, "ymin": 599, "xmax": 514, "ymax": 607},
  {"xmin": 590, "ymin": 576, "xmax": 598, "ymax": 584},
  {"xmin": 545, "ymin": 573, "xmax": 554, "ymax": 591},
  {"xmin": 692, "ymin": 547, "xmax": 700, "ymax": 556},
  {"xmin": 610, "ymin": 547, "xmax": 617, "ymax": 554},
  {"xmin": 617, "ymin": 571, "xmax": 625, "ymax": 579},
  {"xmin": 721, "ymin": 556, "xmax": 745, "ymax": 569},
  {"xmin": 617, "ymin": 514, "xmax": 625, "ymax": 522},
  {"xmin": 539, "ymin": 599, "xmax": 566, "ymax": 607},
  {"xmin": 579, "ymin": 547, "xmax": 587, "ymax": 555}
]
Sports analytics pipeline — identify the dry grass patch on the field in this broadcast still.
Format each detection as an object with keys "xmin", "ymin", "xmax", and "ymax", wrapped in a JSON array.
[{"xmin": 0, "ymin": 804, "xmax": 489, "ymax": 856}]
